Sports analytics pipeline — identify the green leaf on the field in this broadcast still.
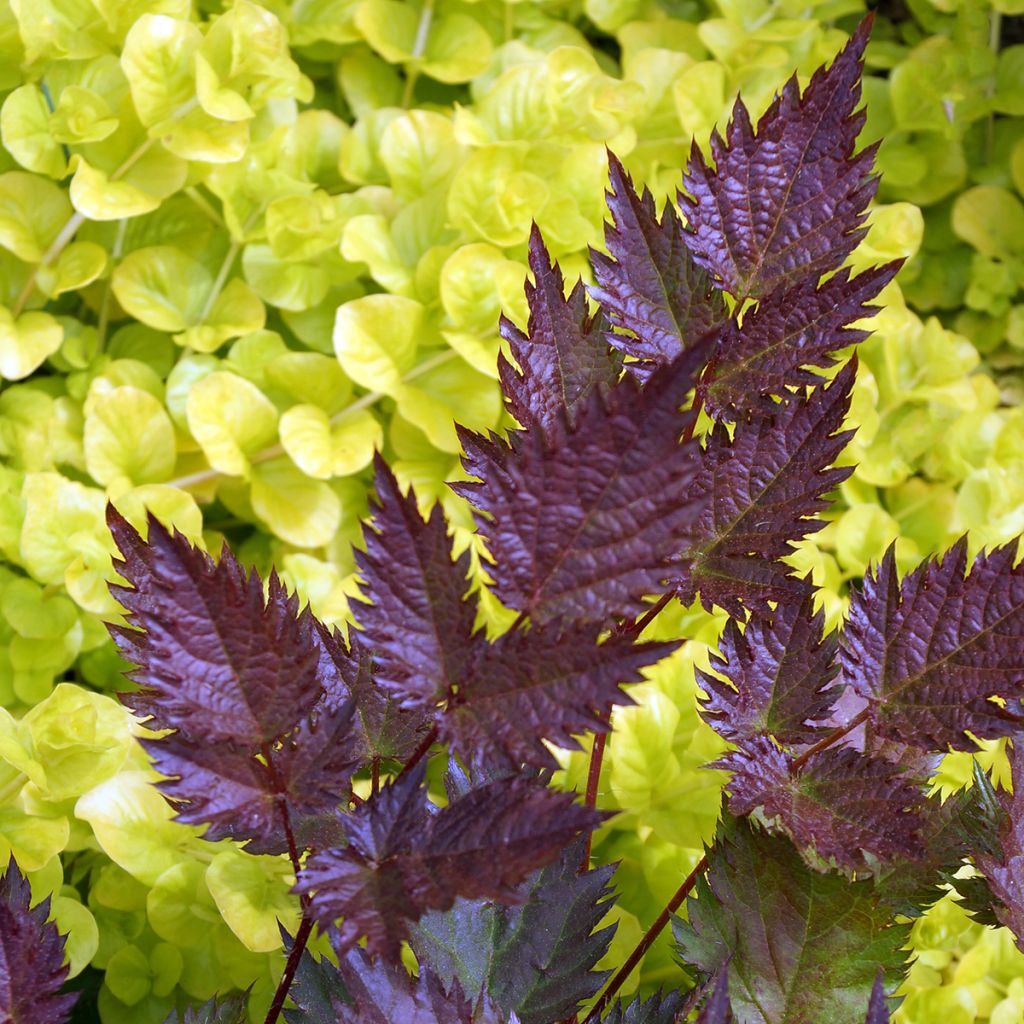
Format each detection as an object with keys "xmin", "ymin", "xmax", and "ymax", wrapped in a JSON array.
[
  {"xmin": 0, "ymin": 308, "xmax": 64, "ymax": 380},
  {"xmin": 379, "ymin": 110, "xmax": 466, "ymax": 197},
  {"xmin": 249, "ymin": 457, "xmax": 342, "ymax": 547},
  {"xmin": 205, "ymin": 850, "xmax": 299, "ymax": 953},
  {"xmin": 242, "ymin": 243, "xmax": 331, "ymax": 311},
  {"xmin": 48, "ymin": 85, "xmax": 118, "ymax": 144},
  {"xmin": 333, "ymin": 293, "xmax": 422, "ymax": 395},
  {"xmin": 0, "ymin": 171, "xmax": 73, "ymax": 262},
  {"xmin": 84, "ymin": 385, "xmax": 177, "ymax": 485},
  {"xmin": 174, "ymin": 279, "xmax": 267, "ymax": 353},
  {"xmin": 185, "ymin": 370, "xmax": 278, "ymax": 477},
  {"xmin": 0, "ymin": 85, "xmax": 67, "ymax": 178},
  {"xmin": 952, "ymin": 186, "xmax": 1024, "ymax": 261},
  {"xmin": 120, "ymin": 14, "xmax": 200, "ymax": 128},
  {"xmin": 674, "ymin": 818, "xmax": 909, "ymax": 1024},
  {"xmin": 279, "ymin": 405, "xmax": 382, "ymax": 479},
  {"xmin": 49, "ymin": 896, "xmax": 99, "ymax": 978},
  {"xmin": 266, "ymin": 191, "xmax": 346, "ymax": 262},
  {"xmin": 112, "ymin": 245, "xmax": 207, "ymax": 332},
  {"xmin": 36, "ymin": 241, "xmax": 107, "ymax": 298}
]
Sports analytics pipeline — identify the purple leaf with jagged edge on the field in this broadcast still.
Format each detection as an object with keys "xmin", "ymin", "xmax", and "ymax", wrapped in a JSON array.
[
  {"xmin": 106, "ymin": 508, "xmax": 323, "ymax": 746},
  {"xmin": 697, "ymin": 592, "xmax": 840, "ymax": 745},
  {"xmin": 680, "ymin": 16, "xmax": 878, "ymax": 300},
  {"xmin": 163, "ymin": 992, "xmax": 248, "ymax": 1024},
  {"xmin": 296, "ymin": 766, "xmax": 604, "ymax": 960},
  {"xmin": 864, "ymin": 971, "xmax": 890, "ymax": 1024},
  {"xmin": 673, "ymin": 817, "xmax": 909, "ymax": 1024},
  {"xmin": 440, "ymin": 621, "xmax": 677, "ymax": 770},
  {"xmin": 333, "ymin": 948, "xmax": 509, "ymax": 1024},
  {"xmin": 589, "ymin": 153, "xmax": 727, "ymax": 375},
  {"xmin": 355, "ymin": 456, "xmax": 480, "ymax": 710},
  {"xmin": 601, "ymin": 990, "xmax": 688, "ymax": 1024},
  {"xmin": 696, "ymin": 973, "xmax": 732, "ymax": 1024},
  {"xmin": 677, "ymin": 360, "xmax": 855, "ymax": 615},
  {"xmin": 718, "ymin": 737, "xmax": 924, "ymax": 872},
  {"xmin": 840, "ymin": 539, "xmax": 1024, "ymax": 750},
  {"xmin": 0, "ymin": 858, "xmax": 77, "ymax": 1024},
  {"xmin": 316, "ymin": 625, "xmax": 431, "ymax": 763},
  {"xmin": 975, "ymin": 742, "xmax": 1024, "ymax": 952},
  {"xmin": 703, "ymin": 262, "xmax": 901, "ymax": 419},
  {"xmin": 455, "ymin": 343, "xmax": 709, "ymax": 626},
  {"xmin": 499, "ymin": 225, "xmax": 619, "ymax": 434}
]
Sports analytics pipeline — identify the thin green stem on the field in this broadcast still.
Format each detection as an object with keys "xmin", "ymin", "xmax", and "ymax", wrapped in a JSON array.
[{"xmin": 97, "ymin": 218, "xmax": 128, "ymax": 349}]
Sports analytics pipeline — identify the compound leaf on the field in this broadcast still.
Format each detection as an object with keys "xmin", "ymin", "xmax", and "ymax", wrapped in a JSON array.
[
  {"xmin": 499, "ymin": 225, "xmax": 619, "ymax": 434},
  {"xmin": 0, "ymin": 858, "xmax": 77, "ymax": 1024},
  {"xmin": 680, "ymin": 17, "xmax": 877, "ymax": 299},
  {"xmin": 697, "ymin": 593, "xmax": 839, "ymax": 746},
  {"xmin": 456, "ymin": 347, "xmax": 708, "ymax": 625},
  {"xmin": 677, "ymin": 360, "xmax": 855, "ymax": 614},
  {"xmin": 673, "ymin": 817, "xmax": 908, "ymax": 1024},
  {"xmin": 840, "ymin": 539, "xmax": 1024, "ymax": 750},
  {"xmin": 590, "ymin": 153, "xmax": 726, "ymax": 374}
]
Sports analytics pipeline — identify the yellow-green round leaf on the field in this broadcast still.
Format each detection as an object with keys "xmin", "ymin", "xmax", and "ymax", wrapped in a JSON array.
[
  {"xmin": 265, "ymin": 192, "xmax": 345, "ymax": 262},
  {"xmin": 48, "ymin": 86, "xmax": 118, "ymax": 145},
  {"xmin": 37, "ymin": 241, "xmax": 107, "ymax": 298},
  {"xmin": 70, "ymin": 146, "xmax": 187, "ymax": 221},
  {"xmin": 242, "ymin": 243, "xmax": 330, "ymax": 311},
  {"xmin": 0, "ymin": 85, "xmax": 66, "ymax": 178},
  {"xmin": 333, "ymin": 293, "xmax": 422, "ymax": 395},
  {"xmin": 121, "ymin": 14, "xmax": 201, "ymax": 128},
  {"xmin": 186, "ymin": 370, "xmax": 278, "ymax": 476},
  {"xmin": 205, "ymin": 850, "xmax": 299, "ymax": 953},
  {"xmin": 250, "ymin": 458, "xmax": 341, "ymax": 547},
  {"xmin": 379, "ymin": 110, "xmax": 466, "ymax": 196},
  {"xmin": 279, "ymin": 404, "xmax": 382, "ymax": 479},
  {"xmin": 174, "ymin": 278, "xmax": 267, "ymax": 353},
  {"xmin": 0, "ymin": 171, "xmax": 72, "ymax": 262},
  {"xmin": 112, "ymin": 246, "xmax": 209, "ymax": 332},
  {"xmin": 0, "ymin": 808, "xmax": 69, "ymax": 871},
  {"xmin": 0, "ymin": 308, "xmax": 64, "ymax": 380},
  {"xmin": 50, "ymin": 896, "xmax": 99, "ymax": 978},
  {"xmin": 952, "ymin": 186, "xmax": 1024, "ymax": 261},
  {"xmin": 84, "ymin": 385, "xmax": 177, "ymax": 485}
]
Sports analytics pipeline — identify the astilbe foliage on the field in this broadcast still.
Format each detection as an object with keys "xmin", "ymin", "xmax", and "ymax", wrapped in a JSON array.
[{"xmin": 5, "ymin": 16, "xmax": 1023, "ymax": 1024}]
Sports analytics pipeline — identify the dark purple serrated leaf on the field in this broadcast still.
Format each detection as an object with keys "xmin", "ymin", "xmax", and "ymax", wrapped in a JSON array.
[
  {"xmin": 332, "ymin": 949, "xmax": 502, "ymax": 1024},
  {"xmin": 864, "ymin": 972, "xmax": 890, "ymax": 1024},
  {"xmin": 696, "ymin": 973, "xmax": 732, "ymax": 1024},
  {"xmin": 677, "ymin": 360, "xmax": 855, "ymax": 615},
  {"xmin": 718, "ymin": 737, "xmax": 924, "ymax": 872},
  {"xmin": 145, "ymin": 697, "xmax": 361, "ymax": 855},
  {"xmin": 703, "ymin": 263, "xmax": 900, "ymax": 418},
  {"xmin": 355, "ymin": 457, "xmax": 479, "ymax": 709},
  {"xmin": 441, "ymin": 623, "xmax": 676, "ymax": 769},
  {"xmin": 163, "ymin": 993, "xmax": 248, "ymax": 1024},
  {"xmin": 315, "ymin": 625, "xmax": 430, "ymax": 763},
  {"xmin": 499, "ymin": 225, "xmax": 619, "ymax": 434},
  {"xmin": 456, "ymin": 346, "xmax": 708, "ymax": 626},
  {"xmin": 0, "ymin": 858, "xmax": 77, "ymax": 1024},
  {"xmin": 673, "ymin": 817, "xmax": 908, "ymax": 1024},
  {"xmin": 680, "ymin": 17, "xmax": 877, "ymax": 299},
  {"xmin": 590, "ymin": 153, "xmax": 727, "ymax": 374},
  {"xmin": 602, "ymin": 990, "xmax": 689, "ymax": 1024},
  {"xmin": 297, "ymin": 768, "xmax": 603, "ymax": 959},
  {"xmin": 411, "ymin": 842, "xmax": 616, "ymax": 1024},
  {"xmin": 975, "ymin": 743, "xmax": 1024, "ymax": 951},
  {"xmin": 840, "ymin": 540, "xmax": 1024, "ymax": 750},
  {"xmin": 698, "ymin": 593, "xmax": 839, "ymax": 745},
  {"xmin": 282, "ymin": 943, "xmax": 350, "ymax": 1024},
  {"xmin": 106, "ymin": 508, "xmax": 322, "ymax": 746}
]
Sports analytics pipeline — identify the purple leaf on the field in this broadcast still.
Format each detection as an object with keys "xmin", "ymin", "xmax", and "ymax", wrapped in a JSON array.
[
  {"xmin": 696, "ymin": 974, "xmax": 732, "ymax": 1024},
  {"xmin": 677, "ymin": 360, "xmax": 855, "ymax": 614},
  {"xmin": 590, "ymin": 153, "xmax": 727, "ymax": 373},
  {"xmin": 107, "ymin": 508, "xmax": 322, "ymax": 746},
  {"xmin": 697, "ymin": 593, "xmax": 840, "ymax": 745},
  {"xmin": 297, "ymin": 768, "xmax": 603, "ymax": 959},
  {"xmin": 719, "ymin": 738, "xmax": 924, "ymax": 872},
  {"xmin": 680, "ymin": 17, "xmax": 877, "ymax": 299},
  {"xmin": 499, "ymin": 225, "xmax": 619, "ymax": 434},
  {"xmin": 456, "ymin": 345, "xmax": 708, "ymax": 625},
  {"xmin": 864, "ymin": 971, "xmax": 890, "ymax": 1024},
  {"xmin": 0, "ymin": 858, "xmax": 77, "ymax": 1024},
  {"xmin": 440, "ymin": 623, "xmax": 677, "ymax": 769},
  {"xmin": 355, "ymin": 457, "xmax": 479, "ymax": 709},
  {"xmin": 703, "ymin": 263, "xmax": 900, "ymax": 418},
  {"xmin": 841, "ymin": 539, "xmax": 1024, "ymax": 749}
]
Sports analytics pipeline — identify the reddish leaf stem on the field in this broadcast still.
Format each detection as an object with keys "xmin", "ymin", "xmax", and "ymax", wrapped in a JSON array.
[
  {"xmin": 579, "ymin": 727, "xmax": 609, "ymax": 872},
  {"xmin": 263, "ymin": 913, "xmax": 315, "ymax": 1024},
  {"xmin": 395, "ymin": 723, "xmax": 439, "ymax": 781},
  {"xmin": 790, "ymin": 708, "xmax": 870, "ymax": 770},
  {"xmin": 583, "ymin": 853, "xmax": 709, "ymax": 1023}
]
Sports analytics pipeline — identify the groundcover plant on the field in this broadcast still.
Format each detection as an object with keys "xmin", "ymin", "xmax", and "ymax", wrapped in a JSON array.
[{"xmin": 5, "ymin": 20, "xmax": 1024, "ymax": 1024}]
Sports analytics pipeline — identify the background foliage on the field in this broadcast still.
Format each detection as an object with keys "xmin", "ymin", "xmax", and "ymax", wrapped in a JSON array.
[{"xmin": 0, "ymin": 0, "xmax": 1022, "ymax": 1019}]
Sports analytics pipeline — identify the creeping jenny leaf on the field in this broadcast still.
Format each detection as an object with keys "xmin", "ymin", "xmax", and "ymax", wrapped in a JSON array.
[
  {"xmin": 680, "ymin": 17, "xmax": 877, "ymax": 299},
  {"xmin": 674, "ymin": 817, "xmax": 908, "ymax": 1024},
  {"xmin": 0, "ymin": 858, "xmax": 77, "ymax": 1024}
]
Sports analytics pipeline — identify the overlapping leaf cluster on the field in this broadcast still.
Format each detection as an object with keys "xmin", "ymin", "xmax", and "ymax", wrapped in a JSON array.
[{"xmin": 9, "ymin": 16, "xmax": 1024, "ymax": 1024}]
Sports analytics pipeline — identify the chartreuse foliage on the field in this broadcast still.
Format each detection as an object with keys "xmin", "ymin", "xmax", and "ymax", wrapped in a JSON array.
[
  {"xmin": 6, "ymin": 21, "xmax": 1024, "ymax": 1024},
  {"xmin": 0, "ymin": 0, "xmax": 1022, "ymax": 1021}
]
